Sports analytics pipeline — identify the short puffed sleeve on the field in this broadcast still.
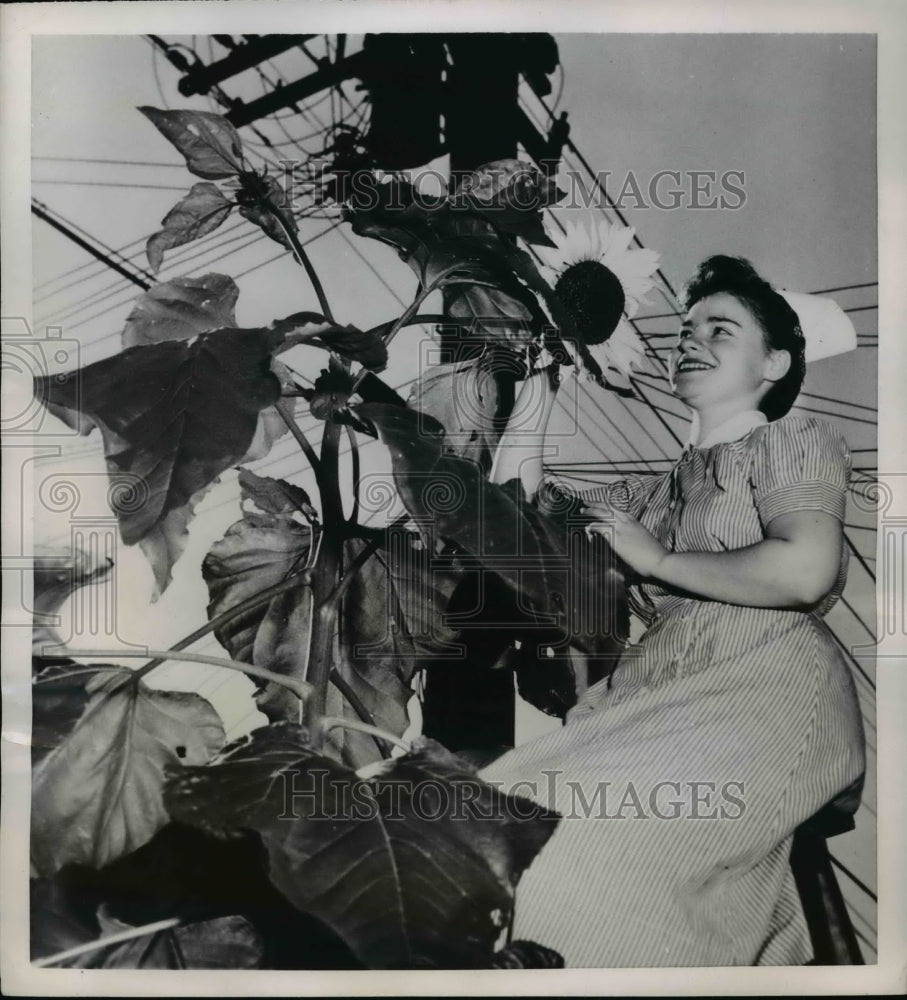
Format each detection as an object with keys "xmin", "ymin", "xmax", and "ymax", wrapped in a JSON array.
[
  {"xmin": 541, "ymin": 472, "xmax": 663, "ymax": 518},
  {"xmin": 749, "ymin": 416, "xmax": 851, "ymax": 525}
]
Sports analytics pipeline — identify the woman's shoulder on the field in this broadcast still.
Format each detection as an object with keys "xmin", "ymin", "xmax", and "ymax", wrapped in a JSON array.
[
  {"xmin": 743, "ymin": 413, "xmax": 852, "ymax": 497},
  {"xmin": 746, "ymin": 413, "xmax": 850, "ymax": 455}
]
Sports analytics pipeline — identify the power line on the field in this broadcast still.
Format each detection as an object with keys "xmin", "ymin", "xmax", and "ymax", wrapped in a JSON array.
[
  {"xmin": 570, "ymin": 390, "xmax": 658, "ymax": 468},
  {"xmin": 35, "ymin": 241, "xmax": 152, "ymax": 305},
  {"xmin": 38, "ymin": 185, "xmax": 337, "ymax": 330},
  {"xmin": 32, "ymin": 201, "xmax": 150, "ymax": 291},
  {"xmin": 33, "ymin": 179, "xmax": 192, "ymax": 192},
  {"xmin": 792, "ymin": 406, "xmax": 877, "ymax": 427},
  {"xmin": 34, "ymin": 155, "xmax": 186, "ymax": 168},
  {"xmin": 812, "ymin": 281, "xmax": 878, "ymax": 295},
  {"xmin": 35, "ymin": 227, "xmax": 153, "ymax": 292},
  {"xmin": 36, "ymin": 200, "xmax": 158, "ymax": 286},
  {"xmin": 39, "ymin": 226, "xmax": 271, "ymax": 333},
  {"xmin": 633, "ymin": 369, "xmax": 878, "ymax": 429},
  {"xmin": 40, "ymin": 196, "xmax": 337, "ymax": 336}
]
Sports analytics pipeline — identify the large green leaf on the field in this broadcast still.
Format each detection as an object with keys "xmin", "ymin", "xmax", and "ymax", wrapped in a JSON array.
[
  {"xmin": 343, "ymin": 178, "xmax": 440, "ymax": 263},
  {"xmin": 203, "ymin": 469, "xmax": 314, "ymax": 721},
  {"xmin": 273, "ymin": 312, "xmax": 388, "ymax": 371},
  {"xmin": 31, "ymin": 661, "xmax": 125, "ymax": 766},
  {"xmin": 203, "ymin": 469, "xmax": 314, "ymax": 665},
  {"xmin": 122, "ymin": 273, "xmax": 240, "ymax": 349},
  {"xmin": 338, "ymin": 532, "xmax": 462, "ymax": 762},
  {"xmin": 429, "ymin": 231, "xmax": 546, "ymax": 353},
  {"xmin": 43, "ymin": 820, "xmax": 362, "ymax": 968},
  {"xmin": 407, "ymin": 354, "xmax": 510, "ymax": 472},
  {"xmin": 356, "ymin": 403, "xmax": 628, "ymax": 659},
  {"xmin": 445, "ymin": 282, "xmax": 538, "ymax": 353},
  {"xmin": 203, "ymin": 471, "xmax": 459, "ymax": 760},
  {"xmin": 32, "ymin": 671, "xmax": 225, "ymax": 875},
  {"xmin": 33, "ymin": 330, "xmax": 282, "ymax": 595},
  {"xmin": 165, "ymin": 723, "xmax": 559, "ymax": 969},
  {"xmin": 146, "ymin": 184, "xmax": 234, "ymax": 274},
  {"xmin": 450, "ymin": 158, "xmax": 565, "ymax": 247},
  {"xmin": 139, "ymin": 106, "xmax": 244, "ymax": 179},
  {"xmin": 345, "ymin": 174, "xmax": 548, "ymax": 358}
]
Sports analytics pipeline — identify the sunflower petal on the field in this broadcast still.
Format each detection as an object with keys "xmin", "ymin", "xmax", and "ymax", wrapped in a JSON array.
[{"xmin": 588, "ymin": 319, "xmax": 648, "ymax": 379}]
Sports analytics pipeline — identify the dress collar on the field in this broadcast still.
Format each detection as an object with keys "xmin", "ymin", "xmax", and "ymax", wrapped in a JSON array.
[{"xmin": 686, "ymin": 409, "xmax": 767, "ymax": 450}]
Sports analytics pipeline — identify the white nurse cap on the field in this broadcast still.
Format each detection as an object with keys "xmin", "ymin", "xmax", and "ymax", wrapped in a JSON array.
[{"xmin": 777, "ymin": 290, "xmax": 858, "ymax": 363}]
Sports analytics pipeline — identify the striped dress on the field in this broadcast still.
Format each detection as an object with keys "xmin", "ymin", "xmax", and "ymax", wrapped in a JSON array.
[{"xmin": 479, "ymin": 414, "xmax": 866, "ymax": 967}]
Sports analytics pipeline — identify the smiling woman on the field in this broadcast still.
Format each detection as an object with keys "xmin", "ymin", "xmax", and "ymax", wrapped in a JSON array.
[
  {"xmin": 675, "ymin": 256, "xmax": 807, "ymax": 425},
  {"xmin": 481, "ymin": 254, "xmax": 865, "ymax": 966}
]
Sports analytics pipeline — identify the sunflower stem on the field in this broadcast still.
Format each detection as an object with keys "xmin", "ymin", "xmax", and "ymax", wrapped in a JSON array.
[
  {"xmin": 33, "ymin": 917, "xmax": 183, "ymax": 968},
  {"xmin": 318, "ymin": 716, "xmax": 410, "ymax": 754},
  {"xmin": 50, "ymin": 647, "xmax": 312, "ymax": 703}
]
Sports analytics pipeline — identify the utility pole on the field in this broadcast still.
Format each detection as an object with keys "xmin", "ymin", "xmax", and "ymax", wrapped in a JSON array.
[{"xmin": 422, "ymin": 33, "xmax": 565, "ymax": 755}]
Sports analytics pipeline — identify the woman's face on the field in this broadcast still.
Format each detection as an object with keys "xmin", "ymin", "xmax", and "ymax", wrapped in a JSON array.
[{"xmin": 670, "ymin": 292, "xmax": 786, "ymax": 413}]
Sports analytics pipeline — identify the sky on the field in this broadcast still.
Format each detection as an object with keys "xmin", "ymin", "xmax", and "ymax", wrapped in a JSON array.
[{"xmin": 25, "ymin": 30, "xmax": 879, "ymax": 952}]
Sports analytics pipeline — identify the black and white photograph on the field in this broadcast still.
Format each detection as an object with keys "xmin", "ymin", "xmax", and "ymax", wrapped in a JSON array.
[{"xmin": 1, "ymin": 1, "xmax": 905, "ymax": 994}]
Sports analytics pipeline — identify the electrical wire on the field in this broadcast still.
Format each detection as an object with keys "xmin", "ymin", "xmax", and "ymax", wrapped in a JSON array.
[
  {"xmin": 34, "ymin": 155, "xmax": 187, "ymax": 169},
  {"xmin": 33, "ymin": 179, "xmax": 191, "ymax": 192}
]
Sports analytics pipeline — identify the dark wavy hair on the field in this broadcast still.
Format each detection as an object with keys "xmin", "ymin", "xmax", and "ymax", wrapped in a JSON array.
[{"xmin": 681, "ymin": 255, "xmax": 806, "ymax": 420}]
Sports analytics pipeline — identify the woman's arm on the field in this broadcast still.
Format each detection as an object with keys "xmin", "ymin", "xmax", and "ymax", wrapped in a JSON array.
[
  {"xmin": 584, "ymin": 502, "xmax": 843, "ymax": 609},
  {"xmin": 489, "ymin": 367, "xmax": 562, "ymax": 497}
]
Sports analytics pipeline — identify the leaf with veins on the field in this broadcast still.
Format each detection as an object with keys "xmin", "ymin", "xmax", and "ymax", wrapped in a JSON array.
[
  {"xmin": 32, "ymin": 671, "xmax": 225, "ymax": 875},
  {"xmin": 33, "ymin": 330, "xmax": 281, "ymax": 597},
  {"xmin": 166, "ymin": 723, "xmax": 559, "ymax": 968},
  {"xmin": 139, "ymin": 107, "xmax": 244, "ymax": 180},
  {"xmin": 146, "ymin": 185, "xmax": 234, "ymax": 275},
  {"xmin": 122, "ymin": 273, "xmax": 239, "ymax": 349}
]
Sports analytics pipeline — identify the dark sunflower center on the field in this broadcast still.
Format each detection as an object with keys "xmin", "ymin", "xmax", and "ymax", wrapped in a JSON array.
[{"xmin": 554, "ymin": 260, "xmax": 625, "ymax": 346}]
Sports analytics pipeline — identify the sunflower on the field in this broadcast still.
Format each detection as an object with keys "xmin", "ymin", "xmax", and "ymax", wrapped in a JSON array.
[{"xmin": 534, "ymin": 218, "xmax": 660, "ymax": 384}]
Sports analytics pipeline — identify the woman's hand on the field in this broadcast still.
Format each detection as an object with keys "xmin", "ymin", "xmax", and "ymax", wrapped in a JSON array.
[
  {"xmin": 583, "ymin": 505, "xmax": 843, "ymax": 608},
  {"xmin": 583, "ymin": 499, "xmax": 668, "ymax": 578}
]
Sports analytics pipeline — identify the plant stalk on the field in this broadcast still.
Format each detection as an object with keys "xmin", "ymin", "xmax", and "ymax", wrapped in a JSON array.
[
  {"xmin": 304, "ymin": 363, "xmax": 346, "ymax": 735},
  {"xmin": 266, "ymin": 198, "xmax": 336, "ymax": 324},
  {"xmin": 275, "ymin": 398, "xmax": 321, "ymax": 476},
  {"xmin": 33, "ymin": 917, "xmax": 182, "ymax": 968},
  {"xmin": 362, "ymin": 313, "xmax": 447, "ymax": 341},
  {"xmin": 344, "ymin": 423, "xmax": 362, "ymax": 526},
  {"xmin": 319, "ymin": 716, "xmax": 410, "ymax": 754},
  {"xmin": 350, "ymin": 271, "xmax": 473, "ymax": 398},
  {"xmin": 131, "ymin": 568, "xmax": 313, "ymax": 680},
  {"xmin": 53, "ymin": 647, "xmax": 311, "ymax": 703},
  {"xmin": 325, "ymin": 514, "xmax": 409, "ymax": 610}
]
